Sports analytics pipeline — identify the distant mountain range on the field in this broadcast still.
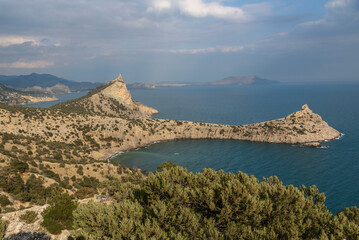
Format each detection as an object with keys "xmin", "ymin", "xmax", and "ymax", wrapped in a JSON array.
[
  {"xmin": 127, "ymin": 75, "xmax": 279, "ymax": 89},
  {"xmin": 0, "ymin": 73, "xmax": 278, "ymax": 93},
  {"xmin": 0, "ymin": 73, "xmax": 101, "ymax": 93}
]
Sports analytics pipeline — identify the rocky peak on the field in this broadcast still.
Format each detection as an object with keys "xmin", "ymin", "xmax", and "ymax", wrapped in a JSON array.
[
  {"xmin": 113, "ymin": 74, "xmax": 124, "ymax": 82},
  {"xmin": 96, "ymin": 75, "xmax": 134, "ymax": 106},
  {"xmin": 52, "ymin": 74, "xmax": 158, "ymax": 118},
  {"xmin": 302, "ymin": 104, "xmax": 310, "ymax": 111}
]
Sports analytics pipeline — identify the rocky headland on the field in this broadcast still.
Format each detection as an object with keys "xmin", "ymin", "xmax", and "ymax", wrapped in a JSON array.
[{"xmin": 0, "ymin": 74, "xmax": 340, "ymax": 161}]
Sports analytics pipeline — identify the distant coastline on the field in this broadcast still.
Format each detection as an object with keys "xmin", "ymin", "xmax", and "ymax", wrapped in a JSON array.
[{"xmin": 128, "ymin": 75, "xmax": 279, "ymax": 89}]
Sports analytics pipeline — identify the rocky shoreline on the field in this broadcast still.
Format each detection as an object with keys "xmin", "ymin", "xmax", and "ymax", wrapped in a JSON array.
[{"xmin": 0, "ymin": 75, "xmax": 341, "ymax": 162}]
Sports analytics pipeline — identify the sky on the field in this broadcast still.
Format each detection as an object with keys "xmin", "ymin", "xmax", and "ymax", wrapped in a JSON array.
[{"xmin": 0, "ymin": 0, "xmax": 358, "ymax": 83}]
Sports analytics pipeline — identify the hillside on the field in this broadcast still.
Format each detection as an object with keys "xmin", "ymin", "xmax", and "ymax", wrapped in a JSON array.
[
  {"xmin": 0, "ymin": 83, "xmax": 57, "ymax": 105},
  {"xmin": 0, "ymin": 74, "xmax": 341, "ymax": 238},
  {"xmin": 0, "ymin": 73, "xmax": 101, "ymax": 92},
  {"xmin": 0, "ymin": 74, "xmax": 340, "ymax": 162}
]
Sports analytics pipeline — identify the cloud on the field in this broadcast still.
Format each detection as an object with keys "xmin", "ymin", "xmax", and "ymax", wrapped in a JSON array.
[
  {"xmin": 0, "ymin": 0, "xmax": 357, "ymax": 82},
  {"xmin": 0, "ymin": 36, "xmax": 39, "ymax": 47},
  {"xmin": 300, "ymin": 0, "xmax": 359, "ymax": 27},
  {"xmin": 148, "ymin": 0, "xmax": 247, "ymax": 20},
  {"xmin": 0, "ymin": 60, "xmax": 54, "ymax": 69},
  {"xmin": 163, "ymin": 45, "xmax": 245, "ymax": 54}
]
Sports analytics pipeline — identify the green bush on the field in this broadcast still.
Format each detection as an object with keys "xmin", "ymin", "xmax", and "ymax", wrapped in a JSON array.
[
  {"xmin": 0, "ymin": 195, "xmax": 11, "ymax": 207},
  {"xmin": 10, "ymin": 159, "xmax": 29, "ymax": 173},
  {"xmin": 3, "ymin": 207, "xmax": 16, "ymax": 213},
  {"xmin": 74, "ymin": 187, "xmax": 96, "ymax": 199},
  {"xmin": 41, "ymin": 194, "xmax": 78, "ymax": 235},
  {"xmin": 19, "ymin": 210, "xmax": 38, "ymax": 224},
  {"xmin": 76, "ymin": 166, "xmax": 84, "ymax": 175},
  {"xmin": 0, "ymin": 219, "xmax": 7, "ymax": 239},
  {"xmin": 72, "ymin": 163, "xmax": 359, "ymax": 239}
]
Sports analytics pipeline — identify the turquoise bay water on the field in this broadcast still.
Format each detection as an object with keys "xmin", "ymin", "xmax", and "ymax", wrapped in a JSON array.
[{"xmin": 116, "ymin": 83, "xmax": 359, "ymax": 213}]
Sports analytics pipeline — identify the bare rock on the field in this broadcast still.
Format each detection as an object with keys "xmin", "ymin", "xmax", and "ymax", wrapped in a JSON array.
[{"xmin": 303, "ymin": 142, "xmax": 321, "ymax": 148}]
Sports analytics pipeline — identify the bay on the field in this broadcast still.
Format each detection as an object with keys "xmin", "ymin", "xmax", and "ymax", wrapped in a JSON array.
[
  {"xmin": 24, "ymin": 91, "xmax": 88, "ymax": 108},
  {"xmin": 116, "ymin": 83, "xmax": 359, "ymax": 214}
]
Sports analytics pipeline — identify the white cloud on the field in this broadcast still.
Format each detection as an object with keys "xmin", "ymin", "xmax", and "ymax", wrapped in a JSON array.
[
  {"xmin": 218, "ymin": 45, "xmax": 245, "ymax": 53},
  {"xmin": 149, "ymin": 0, "xmax": 247, "ymax": 20},
  {"xmin": 164, "ymin": 45, "xmax": 245, "ymax": 54},
  {"xmin": 151, "ymin": 0, "xmax": 172, "ymax": 11},
  {"xmin": 0, "ymin": 36, "xmax": 39, "ymax": 47},
  {"xmin": 300, "ymin": 0, "xmax": 359, "ymax": 27},
  {"xmin": 0, "ymin": 60, "xmax": 54, "ymax": 69},
  {"xmin": 167, "ymin": 47, "xmax": 216, "ymax": 54},
  {"xmin": 325, "ymin": 0, "xmax": 349, "ymax": 9}
]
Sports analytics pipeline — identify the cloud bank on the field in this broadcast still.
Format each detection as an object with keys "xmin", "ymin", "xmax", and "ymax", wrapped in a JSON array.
[{"xmin": 0, "ymin": 0, "xmax": 357, "ymax": 82}]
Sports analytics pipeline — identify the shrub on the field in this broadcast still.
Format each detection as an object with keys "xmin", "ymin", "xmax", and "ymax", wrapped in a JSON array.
[
  {"xmin": 0, "ymin": 195, "xmax": 11, "ymax": 207},
  {"xmin": 10, "ymin": 160, "xmax": 29, "ymax": 173},
  {"xmin": 3, "ymin": 207, "xmax": 16, "ymax": 213},
  {"xmin": 19, "ymin": 211, "xmax": 38, "ymax": 224},
  {"xmin": 74, "ymin": 187, "xmax": 96, "ymax": 200},
  {"xmin": 72, "ymin": 163, "xmax": 359, "ymax": 239},
  {"xmin": 0, "ymin": 219, "xmax": 7, "ymax": 239},
  {"xmin": 41, "ymin": 194, "xmax": 78, "ymax": 235},
  {"xmin": 4, "ymin": 232, "xmax": 50, "ymax": 240},
  {"xmin": 76, "ymin": 166, "xmax": 83, "ymax": 175}
]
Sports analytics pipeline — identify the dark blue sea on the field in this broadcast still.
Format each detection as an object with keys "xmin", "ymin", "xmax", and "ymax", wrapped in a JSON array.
[
  {"xmin": 115, "ymin": 83, "xmax": 359, "ymax": 214},
  {"xmin": 25, "ymin": 83, "xmax": 359, "ymax": 213}
]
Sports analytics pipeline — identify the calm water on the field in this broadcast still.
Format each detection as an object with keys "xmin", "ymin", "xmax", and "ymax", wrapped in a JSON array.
[
  {"xmin": 24, "ymin": 91, "xmax": 88, "ymax": 108},
  {"xmin": 116, "ymin": 83, "xmax": 359, "ymax": 214}
]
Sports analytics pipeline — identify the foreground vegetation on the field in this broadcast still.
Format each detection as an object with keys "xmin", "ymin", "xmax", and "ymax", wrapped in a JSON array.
[
  {"xmin": 69, "ymin": 163, "xmax": 359, "ymax": 239},
  {"xmin": 1, "ymin": 162, "xmax": 358, "ymax": 239}
]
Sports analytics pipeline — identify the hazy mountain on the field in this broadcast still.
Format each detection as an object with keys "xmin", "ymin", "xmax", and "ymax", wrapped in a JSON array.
[
  {"xmin": 0, "ymin": 73, "xmax": 101, "ymax": 92},
  {"xmin": 210, "ymin": 75, "xmax": 279, "ymax": 86},
  {"xmin": 127, "ymin": 75, "xmax": 279, "ymax": 89}
]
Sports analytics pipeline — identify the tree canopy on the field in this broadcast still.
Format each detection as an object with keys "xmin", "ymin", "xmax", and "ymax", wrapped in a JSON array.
[{"xmin": 72, "ymin": 163, "xmax": 359, "ymax": 239}]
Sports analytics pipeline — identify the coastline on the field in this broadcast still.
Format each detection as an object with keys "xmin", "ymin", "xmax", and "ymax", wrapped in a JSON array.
[{"xmin": 106, "ymin": 132, "xmax": 342, "ymax": 163}]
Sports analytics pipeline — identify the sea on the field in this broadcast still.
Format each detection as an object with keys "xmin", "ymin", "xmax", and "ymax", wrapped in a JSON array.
[{"xmin": 27, "ymin": 82, "xmax": 359, "ymax": 214}]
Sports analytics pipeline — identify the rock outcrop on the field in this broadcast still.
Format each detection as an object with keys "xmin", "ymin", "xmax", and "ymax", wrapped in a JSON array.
[{"xmin": 52, "ymin": 74, "xmax": 158, "ymax": 118}]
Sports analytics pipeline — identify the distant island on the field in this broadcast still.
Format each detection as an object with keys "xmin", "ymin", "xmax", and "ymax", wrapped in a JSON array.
[{"xmin": 128, "ymin": 75, "xmax": 279, "ymax": 89}]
